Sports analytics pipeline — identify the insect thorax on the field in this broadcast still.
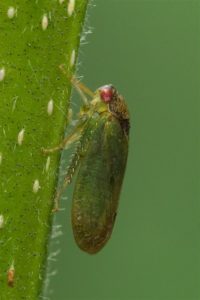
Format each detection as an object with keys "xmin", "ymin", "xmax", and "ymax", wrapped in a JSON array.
[{"xmin": 108, "ymin": 94, "xmax": 130, "ymax": 136}]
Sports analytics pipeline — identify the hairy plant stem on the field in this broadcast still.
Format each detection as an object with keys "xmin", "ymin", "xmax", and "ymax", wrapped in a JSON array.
[{"xmin": 0, "ymin": 1, "xmax": 88, "ymax": 298}]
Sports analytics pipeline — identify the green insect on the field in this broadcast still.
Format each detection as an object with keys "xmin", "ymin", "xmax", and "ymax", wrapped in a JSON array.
[{"xmin": 44, "ymin": 74, "xmax": 130, "ymax": 254}]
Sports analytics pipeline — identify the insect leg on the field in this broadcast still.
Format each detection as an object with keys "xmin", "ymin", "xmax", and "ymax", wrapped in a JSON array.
[
  {"xmin": 52, "ymin": 143, "xmax": 83, "ymax": 212},
  {"xmin": 42, "ymin": 132, "xmax": 80, "ymax": 154},
  {"xmin": 52, "ymin": 178, "xmax": 70, "ymax": 212},
  {"xmin": 71, "ymin": 77, "xmax": 95, "ymax": 105},
  {"xmin": 52, "ymin": 115, "xmax": 95, "ymax": 212},
  {"xmin": 59, "ymin": 64, "xmax": 95, "ymax": 104},
  {"xmin": 42, "ymin": 119, "xmax": 87, "ymax": 154}
]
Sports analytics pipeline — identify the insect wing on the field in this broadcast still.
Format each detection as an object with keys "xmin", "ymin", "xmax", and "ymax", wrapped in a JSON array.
[{"xmin": 71, "ymin": 114, "xmax": 128, "ymax": 254}]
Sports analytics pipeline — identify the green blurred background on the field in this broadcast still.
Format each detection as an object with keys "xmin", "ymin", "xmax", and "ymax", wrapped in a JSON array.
[{"xmin": 47, "ymin": 1, "xmax": 200, "ymax": 299}]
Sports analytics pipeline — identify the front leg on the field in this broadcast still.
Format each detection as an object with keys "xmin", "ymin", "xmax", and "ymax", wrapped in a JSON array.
[
  {"xmin": 59, "ymin": 64, "xmax": 95, "ymax": 104},
  {"xmin": 41, "ymin": 132, "xmax": 78, "ymax": 154},
  {"xmin": 42, "ymin": 119, "xmax": 87, "ymax": 154},
  {"xmin": 41, "ymin": 143, "xmax": 65, "ymax": 154}
]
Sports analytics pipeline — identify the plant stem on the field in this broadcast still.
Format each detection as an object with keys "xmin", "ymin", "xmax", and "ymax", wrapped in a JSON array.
[{"xmin": 0, "ymin": 0, "xmax": 88, "ymax": 298}]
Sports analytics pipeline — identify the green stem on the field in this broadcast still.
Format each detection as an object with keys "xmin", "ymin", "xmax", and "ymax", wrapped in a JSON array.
[{"xmin": 0, "ymin": 0, "xmax": 88, "ymax": 298}]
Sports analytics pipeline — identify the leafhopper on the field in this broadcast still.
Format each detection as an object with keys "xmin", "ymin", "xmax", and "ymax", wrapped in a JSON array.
[{"xmin": 44, "ymin": 73, "xmax": 130, "ymax": 254}]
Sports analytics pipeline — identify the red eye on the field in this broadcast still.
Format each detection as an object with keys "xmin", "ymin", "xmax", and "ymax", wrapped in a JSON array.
[{"xmin": 99, "ymin": 85, "xmax": 113, "ymax": 103}]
